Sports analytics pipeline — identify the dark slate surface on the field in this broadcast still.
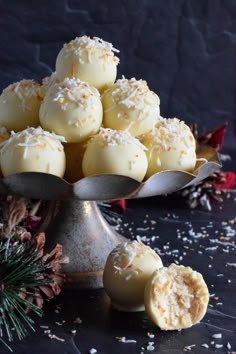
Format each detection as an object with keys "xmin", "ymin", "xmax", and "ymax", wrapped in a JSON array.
[
  {"xmin": 0, "ymin": 193, "xmax": 236, "ymax": 354},
  {"xmin": 0, "ymin": 0, "xmax": 235, "ymax": 158}
]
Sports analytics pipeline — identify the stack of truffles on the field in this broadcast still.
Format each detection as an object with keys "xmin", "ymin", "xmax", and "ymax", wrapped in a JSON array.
[{"xmin": 0, "ymin": 36, "xmax": 197, "ymax": 182}]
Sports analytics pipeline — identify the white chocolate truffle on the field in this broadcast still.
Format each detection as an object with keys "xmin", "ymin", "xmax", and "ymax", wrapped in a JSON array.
[
  {"xmin": 39, "ymin": 78, "xmax": 103, "ymax": 143},
  {"xmin": 82, "ymin": 128, "xmax": 148, "ymax": 182},
  {"xmin": 40, "ymin": 72, "xmax": 60, "ymax": 98},
  {"xmin": 0, "ymin": 80, "xmax": 42, "ymax": 131},
  {"xmin": 0, "ymin": 127, "xmax": 66, "ymax": 177},
  {"xmin": 103, "ymin": 240, "xmax": 163, "ymax": 312},
  {"xmin": 55, "ymin": 36, "xmax": 119, "ymax": 92},
  {"xmin": 102, "ymin": 77, "xmax": 160, "ymax": 137},
  {"xmin": 63, "ymin": 141, "xmax": 87, "ymax": 183},
  {"xmin": 144, "ymin": 264, "xmax": 209, "ymax": 330},
  {"xmin": 141, "ymin": 118, "xmax": 196, "ymax": 178}
]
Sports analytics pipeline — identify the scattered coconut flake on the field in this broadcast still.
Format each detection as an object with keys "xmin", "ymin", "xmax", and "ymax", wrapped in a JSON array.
[
  {"xmin": 146, "ymin": 342, "xmax": 155, "ymax": 351},
  {"xmin": 184, "ymin": 344, "xmax": 196, "ymax": 351},
  {"xmin": 48, "ymin": 334, "xmax": 65, "ymax": 342},
  {"xmin": 89, "ymin": 348, "xmax": 97, "ymax": 354},
  {"xmin": 226, "ymin": 262, "xmax": 236, "ymax": 268},
  {"xmin": 201, "ymin": 343, "xmax": 209, "ymax": 348},
  {"xmin": 116, "ymin": 336, "xmax": 137, "ymax": 343},
  {"xmin": 215, "ymin": 344, "xmax": 223, "ymax": 349},
  {"xmin": 73, "ymin": 317, "xmax": 83, "ymax": 324},
  {"xmin": 212, "ymin": 333, "xmax": 222, "ymax": 339}
]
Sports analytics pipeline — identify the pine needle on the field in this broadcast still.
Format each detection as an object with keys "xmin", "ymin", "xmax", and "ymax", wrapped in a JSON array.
[{"xmin": 0, "ymin": 239, "xmax": 52, "ymax": 350}]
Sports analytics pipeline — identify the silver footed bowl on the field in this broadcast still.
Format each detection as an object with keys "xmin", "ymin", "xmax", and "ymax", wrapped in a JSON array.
[
  {"xmin": 0, "ymin": 144, "xmax": 222, "ymax": 289},
  {"xmin": 0, "ymin": 145, "xmax": 221, "ymax": 201}
]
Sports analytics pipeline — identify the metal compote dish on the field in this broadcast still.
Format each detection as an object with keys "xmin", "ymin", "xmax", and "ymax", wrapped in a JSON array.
[{"xmin": 0, "ymin": 144, "xmax": 221, "ymax": 288}]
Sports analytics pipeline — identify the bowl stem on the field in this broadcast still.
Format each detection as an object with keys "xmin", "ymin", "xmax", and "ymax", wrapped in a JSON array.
[{"xmin": 44, "ymin": 199, "xmax": 126, "ymax": 288}]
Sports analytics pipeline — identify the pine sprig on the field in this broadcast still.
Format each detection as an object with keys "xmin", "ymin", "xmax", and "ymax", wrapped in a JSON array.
[{"xmin": 0, "ymin": 239, "xmax": 53, "ymax": 349}]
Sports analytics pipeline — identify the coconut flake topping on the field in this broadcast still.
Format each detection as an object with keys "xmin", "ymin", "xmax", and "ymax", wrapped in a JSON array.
[
  {"xmin": 3, "ymin": 79, "xmax": 41, "ymax": 99},
  {"xmin": 110, "ymin": 240, "xmax": 153, "ymax": 272},
  {"xmin": 143, "ymin": 118, "xmax": 195, "ymax": 152},
  {"xmin": 63, "ymin": 35, "xmax": 119, "ymax": 64},
  {"xmin": 104, "ymin": 77, "xmax": 160, "ymax": 110},
  {"xmin": 92, "ymin": 128, "xmax": 147, "ymax": 150},
  {"xmin": 46, "ymin": 77, "xmax": 100, "ymax": 111},
  {"xmin": 1, "ymin": 79, "xmax": 42, "ymax": 111},
  {"xmin": 0, "ymin": 127, "xmax": 66, "ymax": 159}
]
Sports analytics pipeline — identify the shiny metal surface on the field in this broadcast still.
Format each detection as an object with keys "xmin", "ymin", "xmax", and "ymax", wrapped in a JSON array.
[
  {"xmin": 44, "ymin": 200, "xmax": 125, "ymax": 288},
  {"xmin": 0, "ymin": 145, "xmax": 221, "ymax": 201}
]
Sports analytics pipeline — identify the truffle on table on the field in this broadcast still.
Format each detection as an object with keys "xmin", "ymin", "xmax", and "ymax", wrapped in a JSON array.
[
  {"xmin": 144, "ymin": 263, "xmax": 209, "ymax": 330},
  {"xmin": 103, "ymin": 240, "xmax": 163, "ymax": 312}
]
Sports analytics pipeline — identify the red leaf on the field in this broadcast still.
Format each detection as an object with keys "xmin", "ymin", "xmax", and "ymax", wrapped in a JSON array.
[
  {"xmin": 25, "ymin": 215, "xmax": 42, "ymax": 230},
  {"xmin": 110, "ymin": 199, "xmax": 126, "ymax": 214},
  {"xmin": 212, "ymin": 172, "xmax": 236, "ymax": 189},
  {"xmin": 198, "ymin": 123, "xmax": 227, "ymax": 151}
]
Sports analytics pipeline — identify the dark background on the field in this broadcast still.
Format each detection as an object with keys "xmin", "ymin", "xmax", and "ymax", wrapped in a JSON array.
[{"xmin": 0, "ymin": 0, "xmax": 235, "ymax": 163}]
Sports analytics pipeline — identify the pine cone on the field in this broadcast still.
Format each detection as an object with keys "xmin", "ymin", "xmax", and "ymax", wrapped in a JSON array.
[
  {"xmin": 21, "ymin": 233, "xmax": 67, "ymax": 311},
  {"xmin": 177, "ymin": 171, "xmax": 226, "ymax": 211},
  {"xmin": 0, "ymin": 234, "xmax": 67, "ymax": 345},
  {"xmin": 0, "ymin": 196, "xmax": 67, "ymax": 313}
]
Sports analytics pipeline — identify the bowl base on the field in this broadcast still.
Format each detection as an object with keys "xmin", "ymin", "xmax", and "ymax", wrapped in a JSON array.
[{"xmin": 43, "ymin": 200, "xmax": 126, "ymax": 289}]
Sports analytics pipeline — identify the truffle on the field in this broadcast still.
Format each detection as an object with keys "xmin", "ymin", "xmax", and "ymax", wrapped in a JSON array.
[
  {"xmin": 82, "ymin": 128, "xmax": 148, "ymax": 182},
  {"xmin": 103, "ymin": 240, "xmax": 163, "ymax": 312},
  {"xmin": 39, "ymin": 78, "xmax": 103, "ymax": 143},
  {"xmin": 55, "ymin": 36, "xmax": 119, "ymax": 92},
  {"xmin": 141, "ymin": 118, "xmax": 196, "ymax": 178},
  {"xmin": 102, "ymin": 77, "xmax": 160, "ymax": 136},
  {"xmin": 40, "ymin": 72, "xmax": 60, "ymax": 98},
  {"xmin": 144, "ymin": 263, "xmax": 209, "ymax": 330},
  {"xmin": 0, "ymin": 80, "xmax": 42, "ymax": 131},
  {"xmin": 0, "ymin": 127, "xmax": 66, "ymax": 177}
]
